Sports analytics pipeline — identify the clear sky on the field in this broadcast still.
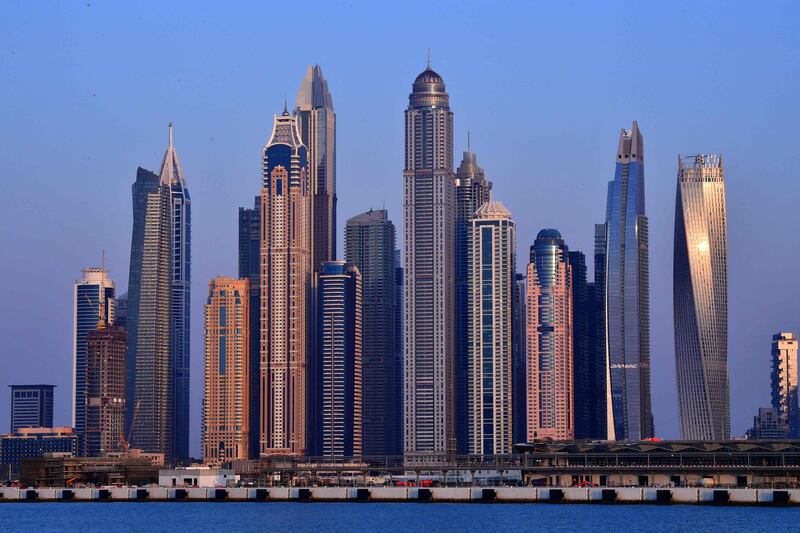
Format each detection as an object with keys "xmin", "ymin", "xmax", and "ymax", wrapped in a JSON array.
[{"xmin": 1, "ymin": 0, "xmax": 798, "ymax": 454}]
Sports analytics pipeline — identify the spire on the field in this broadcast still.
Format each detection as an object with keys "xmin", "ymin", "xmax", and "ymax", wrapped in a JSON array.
[
  {"xmin": 427, "ymin": 48, "xmax": 431, "ymax": 69},
  {"xmin": 283, "ymin": 93, "xmax": 288, "ymax": 115},
  {"xmin": 159, "ymin": 122, "xmax": 186, "ymax": 187},
  {"xmin": 467, "ymin": 130, "xmax": 471, "ymax": 153}
]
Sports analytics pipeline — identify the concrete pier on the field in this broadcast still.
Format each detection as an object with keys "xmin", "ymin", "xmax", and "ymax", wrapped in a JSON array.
[{"xmin": 1, "ymin": 486, "xmax": 799, "ymax": 504}]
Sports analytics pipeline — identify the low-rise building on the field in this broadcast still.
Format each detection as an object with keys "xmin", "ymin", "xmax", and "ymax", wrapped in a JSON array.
[
  {"xmin": 159, "ymin": 467, "xmax": 239, "ymax": 488},
  {"xmin": 0, "ymin": 427, "xmax": 77, "ymax": 478}
]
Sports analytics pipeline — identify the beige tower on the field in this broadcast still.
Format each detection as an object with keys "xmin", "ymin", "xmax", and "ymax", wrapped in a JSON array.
[
  {"xmin": 260, "ymin": 110, "xmax": 311, "ymax": 456},
  {"xmin": 203, "ymin": 276, "xmax": 250, "ymax": 463},
  {"xmin": 526, "ymin": 229, "xmax": 574, "ymax": 441}
]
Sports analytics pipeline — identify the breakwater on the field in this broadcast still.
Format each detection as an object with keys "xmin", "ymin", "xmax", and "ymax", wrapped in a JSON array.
[{"xmin": 0, "ymin": 486, "xmax": 797, "ymax": 505}]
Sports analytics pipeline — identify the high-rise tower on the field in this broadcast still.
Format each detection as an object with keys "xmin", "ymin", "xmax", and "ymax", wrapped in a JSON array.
[
  {"xmin": 238, "ymin": 198, "xmax": 261, "ymax": 458},
  {"xmin": 259, "ymin": 109, "xmax": 311, "ymax": 456},
  {"xmin": 526, "ymin": 230, "xmax": 573, "ymax": 441},
  {"xmin": 161, "ymin": 123, "xmax": 191, "ymax": 460},
  {"xmin": 468, "ymin": 200, "xmax": 515, "ymax": 454},
  {"xmin": 85, "ymin": 318, "xmax": 127, "ymax": 457},
  {"xmin": 296, "ymin": 65, "xmax": 336, "ymax": 271},
  {"xmin": 126, "ymin": 167, "xmax": 160, "ymax": 431},
  {"xmin": 771, "ymin": 332, "xmax": 799, "ymax": 437},
  {"xmin": 602, "ymin": 121, "xmax": 653, "ymax": 441},
  {"xmin": 203, "ymin": 277, "xmax": 250, "ymax": 463},
  {"xmin": 345, "ymin": 209, "xmax": 400, "ymax": 456},
  {"xmin": 674, "ymin": 154, "xmax": 729, "ymax": 440},
  {"xmin": 403, "ymin": 56, "xmax": 456, "ymax": 456},
  {"xmin": 315, "ymin": 261, "xmax": 363, "ymax": 457},
  {"xmin": 73, "ymin": 266, "xmax": 115, "ymax": 453},
  {"xmin": 131, "ymin": 131, "xmax": 173, "ymax": 457},
  {"xmin": 454, "ymin": 142, "xmax": 491, "ymax": 453}
]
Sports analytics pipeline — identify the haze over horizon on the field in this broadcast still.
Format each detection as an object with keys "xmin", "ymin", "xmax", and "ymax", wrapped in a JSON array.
[{"xmin": 1, "ymin": 0, "xmax": 798, "ymax": 455}]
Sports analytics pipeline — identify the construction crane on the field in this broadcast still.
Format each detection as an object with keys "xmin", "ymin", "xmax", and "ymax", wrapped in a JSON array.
[
  {"xmin": 83, "ymin": 294, "xmax": 107, "ymax": 329},
  {"xmin": 120, "ymin": 400, "xmax": 141, "ymax": 452}
]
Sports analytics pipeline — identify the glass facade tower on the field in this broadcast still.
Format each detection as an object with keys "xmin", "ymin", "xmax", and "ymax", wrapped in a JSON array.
[
  {"xmin": 674, "ymin": 153, "xmax": 729, "ymax": 440},
  {"xmin": 771, "ymin": 332, "xmax": 799, "ymax": 438},
  {"xmin": 602, "ymin": 121, "xmax": 653, "ymax": 441},
  {"xmin": 345, "ymin": 209, "xmax": 400, "ymax": 456}
]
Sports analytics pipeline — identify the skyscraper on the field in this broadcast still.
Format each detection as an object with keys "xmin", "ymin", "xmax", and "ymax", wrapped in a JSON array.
[
  {"xmin": 161, "ymin": 123, "xmax": 192, "ymax": 460},
  {"xmin": 454, "ymin": 142, "xmax": 491, "ymax": 453},
  {"xmin": 602, "ymin": 121, "xmax": 653, "ymax": 441},
  {"xmin": 9, "ymin": 385, "xmax": 54, "ymax": 432},
  {"xmin": 569, "ymin": 250, "xmax": 592, "ymax": 439},
  {"xmin": 259, "ymin": 109, "xmax": 311, "ymax": 456},
  {"xmin": 468, "ymin": 200, "xmax": 515, "ymax": 454},
  {"xmin": 403, "ymin": 57, "xmax": 456, "ymax": 456},
  {"xmin": 238, "ymin": 198, "xmax": 261, "ymax": 458},
  {"xmin": 592, "ymin": 223, "xmax": 609, "ymax": 439},
  {"xmin": 131, "ymin": 132, "xmax": 173, "ymax": 457},
  {"xmin": 296, "ymin": 65, "xmax": 336, "ymax": 272},
  {"xmin": 203, "ymin": 277, "xmax": 250, "ymax": 463},
  {"xmin": 315, "ymin": 261, "xmax": 362, "ymax": 457},
  {"xmin": 125, "ymin": 167, "xmax": 160, "ymax": 431},
  {"xmin": 85, "ymin": 319, "xmax": 127, "ymax": 457},
  {"xmin": 526, "ymin": 230, "xmax": 573, "ymax": 441},
  {"xmin": 345, "ymin": 209, "xmax": 400, "ymax": 456},
  {"xmin": 772, "ymin": 332, "xmax": 799, "ymax": 437},
  {"xmin": 673, "ymin": 154, "xmax": 729, "ymax": 441},
  {"xmin": 73, "ymin": 266, "xmax": 115, "ymax": 453},
  {"xmin": 512, "ymin": 273, "xmax": 527, "ymax": 445}
]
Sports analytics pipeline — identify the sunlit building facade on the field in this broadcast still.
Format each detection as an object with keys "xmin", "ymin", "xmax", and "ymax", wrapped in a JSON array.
[
  {"xmin": 73, "ymin": 267, "xmax": 115, "ymax": 454},
  {"xmin": 673, "ymin": 153, "xmax": 729, "ymax": 440},
  {"xmin": 203, "ymin": 277, "xmax": 250, "ymax": 463},
  {"xmin": 315, "ymin": 262, "xmax": 362, "ymax": 457},
  {"xmin": 455, "ymin": 144, "xmax": 491, "ymax": 453},
  {"xmin": 526, "ymin": 229, "xmax": 573, "ymax": 441},
  {"xmin": 403, "ymin": 58, "xmax": 457, "ymax": 456},
  {"xmin": 772, "ymin": 332, "xmax": 799, "ymax": 437},
  {"xmin": 85, "ymin": 321, "xmax": 127, "ymax": 457},
  {"xmin": 259, "ymin": 109, "xmax": 311, "ymax": 456},
  {"xmin": 468, "ymin": 200, "xmax": 514, "ymax": 455},
  {"xmin": 602, "ymin": 121, "xmax": 653, "ymax": 441}
]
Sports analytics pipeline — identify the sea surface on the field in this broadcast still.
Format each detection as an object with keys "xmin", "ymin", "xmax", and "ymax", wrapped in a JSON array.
[{"xmin": 0, "ymin": 502, "xmax": 796, "ymax": 532}]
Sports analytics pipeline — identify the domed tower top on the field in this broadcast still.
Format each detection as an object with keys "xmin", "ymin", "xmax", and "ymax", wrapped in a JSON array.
[{"xmin": 409, "ymin": 49, "xmax": 449, "ymax": 108}]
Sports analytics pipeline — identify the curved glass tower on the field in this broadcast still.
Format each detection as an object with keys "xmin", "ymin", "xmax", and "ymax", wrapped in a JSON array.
[
  {"xmin": 603, "ymin": 121, "xmax": 653, "ymax": 441},
  {"xmin": 673, "ymin": 154, "xmax": 728, "ymax": 440}
]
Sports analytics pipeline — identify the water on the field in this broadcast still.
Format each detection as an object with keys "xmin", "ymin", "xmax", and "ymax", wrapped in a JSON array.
[{"xmin": 0, "ymin": 502, "xmax": 795, "ymax": 532}]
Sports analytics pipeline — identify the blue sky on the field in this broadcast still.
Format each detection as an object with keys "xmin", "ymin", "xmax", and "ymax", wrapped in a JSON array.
[{"xmin": 1, "ymin": 0, "xmax": 798, "ymax": 453}]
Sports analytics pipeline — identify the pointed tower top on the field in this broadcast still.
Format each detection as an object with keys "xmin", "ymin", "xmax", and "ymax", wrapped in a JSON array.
[
  {"xmin": 467, "ymin": 130, "xmax": 471, "ymax": 152},
  {"xmin": 427, "ymin": 48, "xmax": 431, "ymax": 69},
  {"xmin": 283, "ymin": 93, "xmax": 288, "ymax": 115},
  {"xmin": 159, "ymin": 123, "xmax": 186, "ymax": 187}
]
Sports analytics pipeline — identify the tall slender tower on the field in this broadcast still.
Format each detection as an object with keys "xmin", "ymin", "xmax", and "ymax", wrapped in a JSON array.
[
  {"xmin": 345, "ymin": 209, "xmax": 399, "ymax": 456},
  {"xmin": 203, "ymin": 277, "xmax": 250, "ymax": 464},
  {"xmin": 569, "ymin": 250, "xmax": 592, "ymax": 439},
  {"xmin": 593, "ymin": 223, "xmax": 609, "ymax": 439},
  {"xmin": 468, "ymin": 200, "xmax": 515, "ymax": 454},
  {"xmin": 454, "ymin": 143, "xmax": 491, "ymax": 453},
  {"xmin": 603, "ymin": 121, "xmax": 653, "ymax": 441},
  {"xmin": 126, "ymin": 167, "xmax": 160, "ymax": 431},
  {"xmin": 526, "ymin": 230, "xmax": 573, "ymax": 441},
  {"xmin": 403, "ymin": 56, "xmax": 456, "ymax": 456},
  {"xmin": 73, "ymin": 267, "xmax": 115, "ymax": 454},
  {"xmin": 315, "ymin": 262, "xmax": 362, "ymax": 457},
  {"xmin": 132, "ymin": 135, "xmax": 173, "ymax": 457},
  {"xmin": 238, "ymin": 198, "xmax": 261, "ymax": 458},
  {"xmin": 512, "ymin": 273, "xmax": 527, "ymax": 444},
  {"xmin": 771, "ymin": 332, "xmax": 799, "ymax": 437},
  {"xmin": 674, "ymin": 154, "xmax": 729, "ymax": 440},
  {"xmin": 296, "ymin": 65, "xmax": 336, "ymax": 271},
  {"xmin": 259, "ymin": 109, "xmax": 311, "ymax": 456},
  {"xmin": 160, "ymin": 123, "xmax": 191, "ymax": 460}
]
